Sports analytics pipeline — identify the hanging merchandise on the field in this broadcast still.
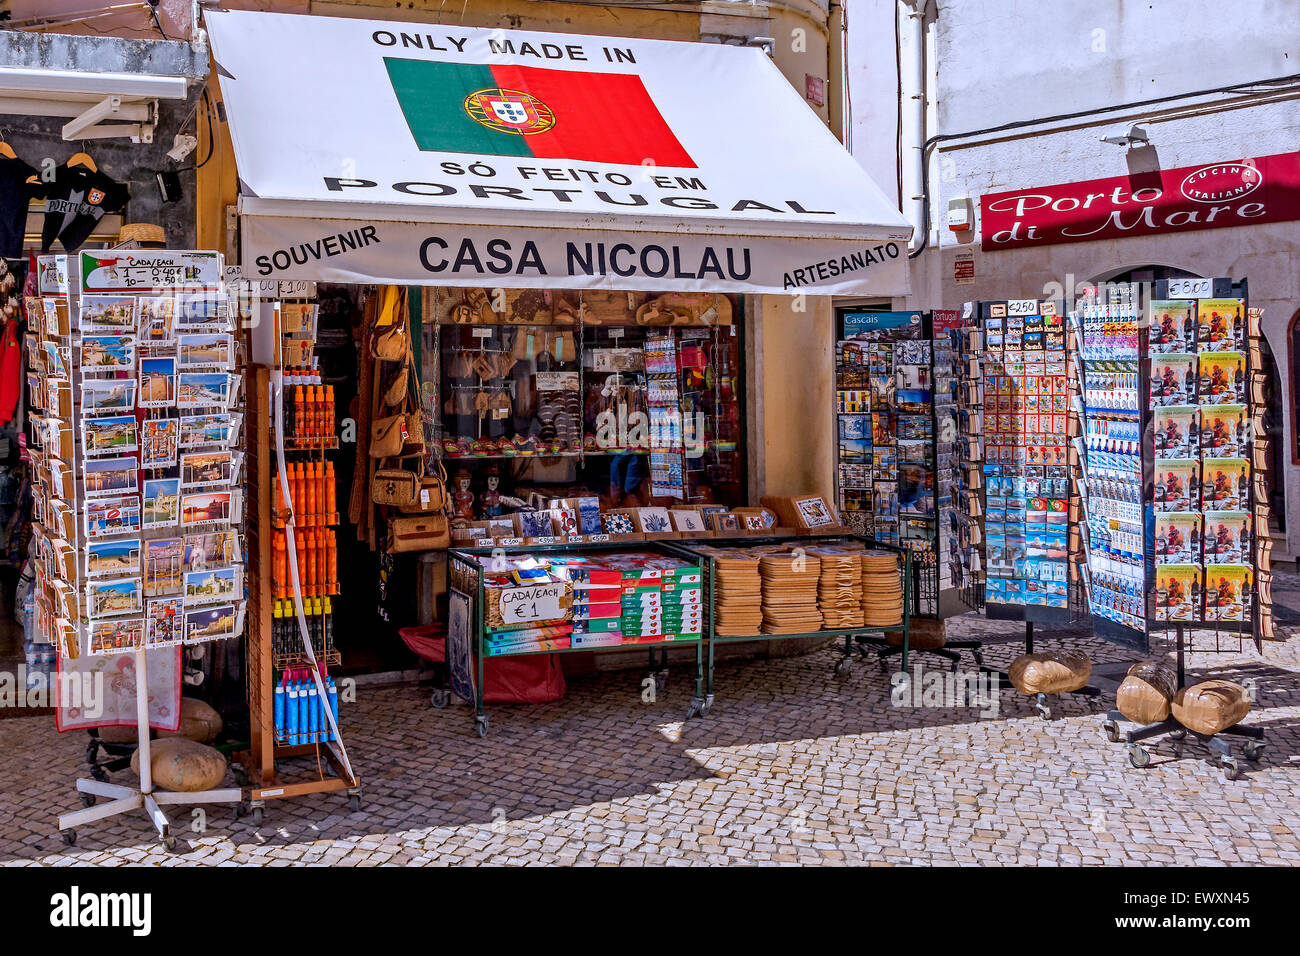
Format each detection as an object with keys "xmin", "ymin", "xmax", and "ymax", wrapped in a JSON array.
[
  {"xmin": 39, "ymin": 154, "xmax": 130, "ymax": 253},
  {"xmin": 0, "ymin": 144, "xmax": 45, "ymax": 259}
]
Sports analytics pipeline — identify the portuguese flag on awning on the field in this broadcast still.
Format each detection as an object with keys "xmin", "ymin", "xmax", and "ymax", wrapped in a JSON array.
[{"xmin": 384, "ymin": 58, "xmax": 695, "ymax": 168}]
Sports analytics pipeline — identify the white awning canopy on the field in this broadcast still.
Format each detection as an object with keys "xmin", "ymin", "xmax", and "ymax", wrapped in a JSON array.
[{"xmin": 207, "ymin": 9, "xmax": 912, "ymax": 295}]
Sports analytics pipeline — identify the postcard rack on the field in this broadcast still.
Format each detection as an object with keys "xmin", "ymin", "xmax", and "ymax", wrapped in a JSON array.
[{"xmin": 32, "ymin": 251, "xmax": 247, "ymax": 848}]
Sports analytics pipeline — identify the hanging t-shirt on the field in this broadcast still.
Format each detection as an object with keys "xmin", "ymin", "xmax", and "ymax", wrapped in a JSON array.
[
  {"xmin": 39, "ymin": 162, "xmax": 129, "ymax": 253},
  {"xmin": 0, "ymin": 156, "xmax": 44, "ymax": 259}
]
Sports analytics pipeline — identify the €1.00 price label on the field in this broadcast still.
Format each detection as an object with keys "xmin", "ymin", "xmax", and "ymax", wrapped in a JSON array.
[{"xmin": 498, "ymin": 583, "xmax": 564, "ymax": 625}]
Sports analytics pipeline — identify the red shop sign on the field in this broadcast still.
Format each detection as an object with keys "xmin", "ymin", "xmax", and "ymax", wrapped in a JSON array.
[{"xmin": 980, "ymin": 151, "xmax": 1300, "ymax": 251}]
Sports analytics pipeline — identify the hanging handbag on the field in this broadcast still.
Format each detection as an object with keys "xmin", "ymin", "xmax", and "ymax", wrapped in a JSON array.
[
  {"xmin": 386, "ymin": 513, "xmax": 450, "ymax": 553},
  {"xmin": 399, "ymin": 458, "xmax": 448, "ymax": 514},
  {"xmin": 372, "ymin": 455, "xmax": 424, "ymax": 507},
  {"xmin": 382, "ymin": 362, "xmax": 410, "ymax": 408},
  {"xmin": 370, "ymin": 286, "xmax": 409, "ymax": 361},
  {"xmin": 369, "ymin": 412, "xmax": 409, "ymax": 458}
]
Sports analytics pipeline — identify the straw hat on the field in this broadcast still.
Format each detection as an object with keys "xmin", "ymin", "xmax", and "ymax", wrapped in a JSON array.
[{"xmin": 118, "ymin": 223, "xmax": 166, "ymax": 247}]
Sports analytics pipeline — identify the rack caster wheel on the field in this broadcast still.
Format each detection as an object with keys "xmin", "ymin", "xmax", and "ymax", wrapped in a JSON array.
[
  {"xmin": 1127, "ymin": 744, "xmax": 1150, "ymax": 769},
  {"xmin": 833, "ymin": 658, "xmax": 852, "ymax": 678},
  {"xmin": 61, "ymin": 829, "xmax": 76, "ymax": 847},
  {"xmin": 1221, "ymin": 756, "xmax": 1241, "ymax": 781},
  {"xmin": 700, "ymin": 695, "xmax": 713, "ymax": 717},
  {"xmin": 685, "ymin": 697, "xmax": 702, "ymax": 719},
  {"xmin": 1102, "ymin": 719, "xmax": 1120, "ymax": 743},
  {"xmin": 475, "ymin": 716, "xmax": 490, "ymax": 738},
  {"xmin": 348, "ymin": 791, "xmax": 363, "ymax": 812},
  {"xmin": 430, "ymin": 688, "xmax": 450, "ymax": 708},
  {"xmin": 653, "ymin": 670, "xmax": 667, "ymax": 693},
  {"xmin": 234, "ymin": 802, "xmax": 248, "ymax": 819},
  {"xmin": 80, "ymin": 792, "xmax": 96, "ymax": 808},
  {"xmin": 1243, "ymin": 741, "xmax": 1264, "ymax": 761},
  {"xmin": 249, "ymin": 806, "xmax": 264, "ymax": 827},
  {"xmin": 90, "ymin": 765, "xmax": 110, "ymax": 784},
  {"xmin": 160, "ymin": 828, "xmax": 176, "ymax": 852},
  {"xmin": 1034, "ymin": 695, "xmax": 1051, "ymax": 721}
]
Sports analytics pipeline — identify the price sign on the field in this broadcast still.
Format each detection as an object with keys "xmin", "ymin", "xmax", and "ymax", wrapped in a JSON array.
[
  {"xmin": 1007, "ymin": 299, "xmax": 1038, "ymax": 316},
  {"xmin": 1166, "ymin": 277, "xmax": 1214, "ymax": 298},
  {"xmin": 498, "ymin": 583, "xmax": 565, "ymax": 625}
]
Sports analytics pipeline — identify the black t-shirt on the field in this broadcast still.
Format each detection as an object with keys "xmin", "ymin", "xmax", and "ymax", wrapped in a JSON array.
[
  {"xmin": 0, "ymin": 156, "xmax": 44, "ymax": 258},
  {"xmin": 40, "ymin": 163, "xmax": 129, "ymax": 253}
]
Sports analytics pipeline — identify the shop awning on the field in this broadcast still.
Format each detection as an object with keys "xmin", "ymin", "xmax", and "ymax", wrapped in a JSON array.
[{"xmin": 206, "ymin": 9, "xmax": 912, "ymax": 295}]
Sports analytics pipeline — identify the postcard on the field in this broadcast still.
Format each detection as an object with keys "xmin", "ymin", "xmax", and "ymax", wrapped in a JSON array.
[
  {"xmin": 1153, "ymin": 406, "xmax": 1198, "ymax": 459},
  {"xmin": 80, "ymin": 334, "xmax": 136, "ymax": 372},
  {"xmin": 1149, "ymin": 353, "xmax": 1197, "ymax": 406},
  {"xmin": 1148, "ymin": 300, "xmax": 1196, "ymax": 353},
  {"xmin": 1198, "ymin": 352, "xmax": 1246, "ymax": 405},
  {"xmin": 177, "ymin": 333, "xmax": 232, "ymax": 368},
  {"xmin": 81, "ymin": 378, "xmax": 136, "ymax": 416},
  {"xmin": 85, "ymin": 496, "xmax": 141, "ymax": 539},
  {"xmin": 183, "ymin": 603, "xmax": 238, "ymax": 644},
  {"xmin": 142, "ymin": 477, "xmax": 181, "ymax": 529},
  {"xmin": 1152, "ymin": 458, "xmax": 1197, "ymax": 512},
  {"xmin": 183, "ymin": 566, "xmax": 240, "ymax": 606},
  {"xmin": 183, "ymin": 531, "xmax": 239, "ymax": 571},
  {"xmin": 139, "ymin": 356, "xmax": 177, "ymax": 407},
  {"xmin": 1154, "ymin": 512, "xmax": 1201, "ymax": 565},
  {"xmin": 1202, "ymin": 458, "xmax": 1249, "ymax": 510},
  {"xmin": 1202, "ymin": 511, "xmax": 1251, "ymax": 564},
  {"xmin": 179, "ymin": 414, "xmax": 236, "ymax": 448},
  {"xmin": 140, "ymin": 417, "xmax": 180, "ymax": 468},
  {"xmin": 1204, "ymin": 564, "xmax": 1252, "ymax": 622},
  {"xmin": 84, "ymin": 456, "xmax": 138, "ymax": 498},
  {"xmin": 1197, "ymin": 298, "xmax": 1245, "ymax": 352},
  {"xmin": 80, "ymin": 295, "xmax": 136, "ymax": 332},
  {"xmin": 82, "ymin": 415, "xmax": 138, "ymax": 456},
  {"xmin": 175, "ymin": 293, "xmax": 229, "ymax": 329},
  {"xmin": 89, "ymin": 617, "xmax": 145, "ymax": 655},
  {"xmin": 87, "ymin": 577, "xmax": 142, "ymax": 618},
  {"xmin": 180, "ymin": 450, "xmax": 234, "ymax": 489},
  {"xmin": 137, "ymin": 295, "xmax": 178, "ymax": 342},
  {"xmin": 180, "ymin": 490, "xmax": 237, "ymax": 527},
  {"xmin": 43, "ymin": 342, "xmax": 70, "ymax": 377},
  {"xmin": 143, "ymin": 537, "xmax": 184, "ymax": 596},
  {"xmin": 146, "ymin": 598, "xmax": 184, "ymax": 646},
  {"xmin": 1199, "ymin": 404, "xmax": 1249, "ymax": 458},
  {"xmin": 177, "ymin": 372, "xmax": 231, "ymax": 409},
  {"xmin": 86, "ymin": 538, "xmax": 141, "ymax": 578},
  {"xmin": 1155, "ymin": 564, "xmax": 1201, "ymax": 622}
]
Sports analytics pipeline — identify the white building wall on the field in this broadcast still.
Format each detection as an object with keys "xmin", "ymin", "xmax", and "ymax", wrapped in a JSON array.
[{"xmin": 847, "ymin": 0, "xmax": 1300, "ymax": 557}]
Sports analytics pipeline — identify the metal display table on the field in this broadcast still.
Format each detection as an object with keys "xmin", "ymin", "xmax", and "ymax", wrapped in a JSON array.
[
  {"xmin": 668, "ymin": 535, "xmax": 911, "ymax": 717},
  {"xmin": 447, "ymin": 541, "xmax": 706, "ymax": 736}
]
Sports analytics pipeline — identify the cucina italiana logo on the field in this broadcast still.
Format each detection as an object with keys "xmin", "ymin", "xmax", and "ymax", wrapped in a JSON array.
[{"xmin": 1179, "ymin": 162, "xmax": 1261, "ymax": 204}]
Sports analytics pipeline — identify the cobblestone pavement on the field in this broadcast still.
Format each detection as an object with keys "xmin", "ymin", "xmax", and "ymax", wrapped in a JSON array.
[{"xmin": 2, "ymin": 595, "xmax": 1299, "ymax": 865}]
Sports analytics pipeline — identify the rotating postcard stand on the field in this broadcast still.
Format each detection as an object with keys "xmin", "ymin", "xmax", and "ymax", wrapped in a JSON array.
[
  {"xmin": 48, "ymin": 252, "xmax": 245, "ymax": 849},
  {"xmin": 57, "ymin": 646, "xmax": 243, "ymax": 849},
  {"xmin": 1079, "ymin": 279, "xmax": 1268, "ymax": 780}
]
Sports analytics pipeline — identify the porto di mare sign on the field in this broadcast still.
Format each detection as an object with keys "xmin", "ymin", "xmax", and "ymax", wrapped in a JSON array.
[{"xmin": 980, "ymin": 151, "xmax": 1300, "ymax": 251}]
